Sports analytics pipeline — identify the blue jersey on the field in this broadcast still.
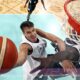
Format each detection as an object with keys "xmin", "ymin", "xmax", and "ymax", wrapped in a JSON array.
[{"xmin": 29, "ymin": 0, "xmax": 38, "ymax": 4}]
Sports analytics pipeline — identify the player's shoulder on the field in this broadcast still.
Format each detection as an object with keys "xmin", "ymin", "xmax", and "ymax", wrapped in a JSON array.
[{"xmin": 20, "ymin": 43, "xmax": 32, "ymax": 50}]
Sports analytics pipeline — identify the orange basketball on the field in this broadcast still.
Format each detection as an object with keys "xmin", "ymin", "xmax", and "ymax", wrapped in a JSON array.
[{"xmin": 0, "ymin": 36, "xmax": 18, "ymax": 74}]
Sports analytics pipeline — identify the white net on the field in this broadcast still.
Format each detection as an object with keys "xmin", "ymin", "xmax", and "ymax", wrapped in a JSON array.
[
  {"xmin": 62, "ymin": 0, "xmax": 80, "ymax": 40},
  {"xmin": 67, "ymin": 0, "xmax": 80, "ymax": 23}
]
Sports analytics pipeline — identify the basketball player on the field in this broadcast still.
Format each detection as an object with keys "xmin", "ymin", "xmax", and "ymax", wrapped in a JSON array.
[
  {"xmin": 31, "ymin": 29, "xmax": 80, "ymax": 80},
  {"xmin": 24, "ymin": 0, "xmax": 46, "ymax": 21},
  {"xmin": 15, "ymin": 21, "xmax": 79, "ymax": 80}
]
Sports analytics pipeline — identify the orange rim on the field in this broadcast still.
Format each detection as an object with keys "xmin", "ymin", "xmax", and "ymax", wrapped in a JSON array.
[{"xmin": 64, "ymin": 0, "xmax": 80, "ymax": 35}]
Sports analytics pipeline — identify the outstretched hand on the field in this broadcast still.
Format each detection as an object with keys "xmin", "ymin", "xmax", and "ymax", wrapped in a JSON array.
[
  {"xmin": 30, "ymin": 56, "xmax": 52, "ymax": 74},
  {"xmin": 61, "ymin": 60, "xmax": 77, "ymax": 78},
  {"xmin": 24, "ymin": 4, "xmax": 26, "ymax": 8},
  {"xmin": 33, "ymin": 56, "xmax": 52, "ymax": 67},
  {"xmin": 43, "ymin": 7, "xmax": 47, "ymax": 11},
  {"xmin": 30, "ymin": 56, "xmax": 66, "ymax": 76}
]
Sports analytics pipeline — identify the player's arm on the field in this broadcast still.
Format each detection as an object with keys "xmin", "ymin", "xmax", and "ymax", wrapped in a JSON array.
[
  {"xmin": 24, "ymin": 0, "xmax": 29, "ymax": 8},
  {"xmin": 41, "ymin": 0, "xmax": 46, "ymax": 10},
  {"xmin": 36, "ymin": 28, "xmax": 77, "ymax": 75},
  {"xmin": 14, "ymin": 43, "xmax": 31, "ymax": 67},
  {"xmin": 36, "ymin": 28, "xmax": 66, "ymax": 51}
]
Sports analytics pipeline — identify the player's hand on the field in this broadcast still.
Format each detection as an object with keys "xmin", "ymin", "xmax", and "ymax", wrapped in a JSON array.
[
  {"xmin": 32, "ymin": 56, "xmax": 52, "ymax": 68},
  {"xmin": 24, "ymin": 4, "xmax": 26, "ymax": 8},
  {"xmin": 44, "ymin": 7, "xmax": 47, "ymax": 10},
  {"xmin": 61, "ymin": 60, "xmax": 77, "ymax": 77},
  {"xmin": 30, "ymin": 56, "xmax": 52, "ymax": 74}
]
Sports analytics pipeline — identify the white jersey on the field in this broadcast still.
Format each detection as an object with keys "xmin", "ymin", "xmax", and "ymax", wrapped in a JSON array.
[
  {"xmin": 21, "ymin": 35, "xmax": 47, "ymax": 80},
  {"xmin": 65, "ymin": 37, "xmax": 80, "ymax": 53},
  {"xmin": 65, "ymin": 36, "xmax": 80, "ymax": 63}
]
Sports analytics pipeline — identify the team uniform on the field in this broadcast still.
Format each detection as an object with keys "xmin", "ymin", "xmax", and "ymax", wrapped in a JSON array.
[
  {"xmin": 21, "ymin": 35, "xmax": 47, "ymax": 80},
  {"xmin": 65, "ymin": 36, "xmax": 80, "ymax": 60},
  {"xmin": 48, "ymin": 36, "xmax": 80, "ymax": 80},
  {"xmin": 52, "ymin": 35, "xmax": 80, "ymax": 67},
  {"xmin": 28, "ymin": 0, "xmax": 38, "ymax": 13},
  {"xmin": 26, "ymin": 0, "xmax": 38, "ymax": 21},
  {"xmin": 64, "ymin": 36, "xmax": 80, "ymax": 79}
]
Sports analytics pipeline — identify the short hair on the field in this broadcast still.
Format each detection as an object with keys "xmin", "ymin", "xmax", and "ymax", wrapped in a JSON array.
[{"xmin": 20, "ymin": 21, "xmax": 34, "ymax": 32}]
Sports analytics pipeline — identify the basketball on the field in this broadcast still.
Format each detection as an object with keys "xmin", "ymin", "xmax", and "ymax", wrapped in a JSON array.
[{"xmin": 0, "ymin": 36, "xmax": 18, "ymax": 74}]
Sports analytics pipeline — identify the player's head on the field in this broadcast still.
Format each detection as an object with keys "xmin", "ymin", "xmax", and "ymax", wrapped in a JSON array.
[{"xmin": 20, "ymin": 21, "xmax": 37, "ymax": 42}]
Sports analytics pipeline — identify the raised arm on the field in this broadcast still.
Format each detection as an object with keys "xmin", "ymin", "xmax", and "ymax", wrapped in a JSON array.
[
  {"xmin": 24, "ymin": 0, "xmax": 29, "ymax": 8},
  {"xmin": 36, "ymin": 28, "xmax": 66, "ymax": 51}
]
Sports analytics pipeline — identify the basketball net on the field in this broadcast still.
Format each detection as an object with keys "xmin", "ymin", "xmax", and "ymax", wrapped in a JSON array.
[{"xmin": 62, "ymin": 0, "xmax": 80, "ymax": 41}]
